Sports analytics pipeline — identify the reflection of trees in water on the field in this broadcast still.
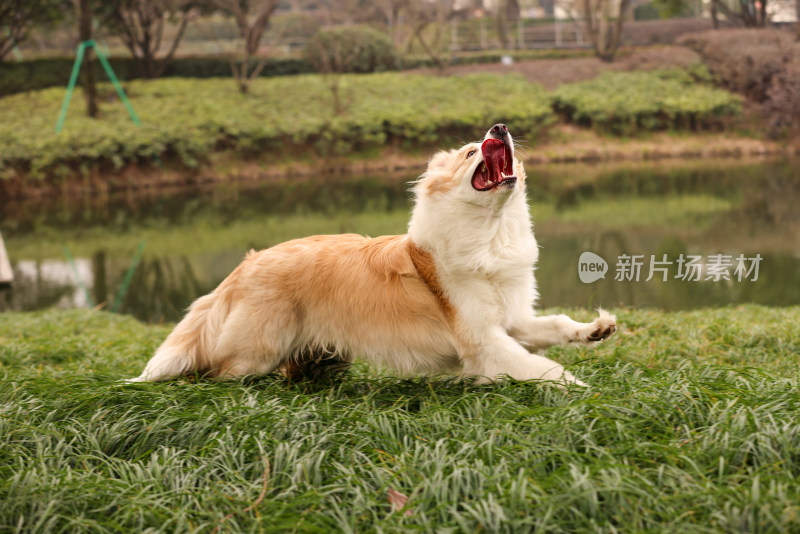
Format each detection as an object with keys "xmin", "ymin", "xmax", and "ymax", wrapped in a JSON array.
[
  {"xmin": 0, "ymin": 264, "xmax": 75, "ymax": 312},
  {"xmin": 0, "ymin": 252, "xmax": 225, "ymax": 323},
  {"xmin": 588, "ymin": 230, "xmax": 635, "ymax": 308},
  {"xmin": 4, "ymin": 164, "xmax": 800, "ymax": 316},
  {"xmin": 1, "ymin": 176, "xmax": 413, "ymax": 238},
  {"xmin": 533, "ymin": 160, "xmax": 800, "ymax": 310},
  {"xmin": 738, "ymin": 173, "xmax": 800, "ymax": 227},
  {"xmin": 117, "ymin": 256, "xmax": 213, "ymax": 323},
  {"xmin": 538, "ymin": 228, "xmax": 800, "ymax": 311}
]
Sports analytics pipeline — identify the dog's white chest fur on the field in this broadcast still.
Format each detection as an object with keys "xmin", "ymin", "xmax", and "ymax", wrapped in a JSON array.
[{"xmin": 409, "ymin": 177, "xmax": 539, "ymax": 332}]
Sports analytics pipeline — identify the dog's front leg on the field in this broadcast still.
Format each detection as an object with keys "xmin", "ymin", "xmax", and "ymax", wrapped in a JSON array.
[
  {"xmin": 508, "ymin": 310, "xmax": 617, "ymax": 352},
  {"xmin": 460, "ymin": 327, "xmax": 586, "ymax": 386}
]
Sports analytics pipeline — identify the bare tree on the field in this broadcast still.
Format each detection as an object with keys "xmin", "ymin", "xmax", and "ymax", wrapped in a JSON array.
[
  {"xmin": 305, "ymin": 26, "xmax": 397, "ymax": 115},
  {"xmin": 0, "ymin": 0, "xmax": 66, "ymax": 61},
  {"xmin": 0, "ymin": 0, "xmax": 28, "ymax": 60},
  {"xmin": 306, "ymin": 35, "xmax": 357, "ymax": 115},
  {"xmin": 496, "ymin": 0, "xmax": 521, "ymax": 50},
  {"xmin": 403, "ymin": 0, "xmax": 457, "ymax": 72},
  {"xmin": 654, "ymin": 0, "xmax": 769, "ymax": 26},
  {"xmin": 314, "ymin": 0, "xmax": 377, "ymax": 25},
  {"xmin": 577, "ymin": 0, "xmax": 632, "ymax": 62},
  {"xmin": 709, "ymin": 0, "xmax": 768, "ymax": 27},
  {"xmin": 77, "ymin": 0, "xmax": 98, "ymax": 117},
  {"xmin": 374, "ymin": 0, "xmax": 406, "ymax": 45},
  {"xmin": 209, "ymin": 0, "xmax": 282, "ymax": 94},
  {"xmin": 107, "ymin": 0, "xmax": 198, "ymax": 78}
]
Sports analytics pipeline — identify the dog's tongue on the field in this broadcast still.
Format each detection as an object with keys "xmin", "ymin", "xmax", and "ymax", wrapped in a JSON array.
[{"xmin": 481, "ymin": 138, "xmax": 506, "ymax": 183}]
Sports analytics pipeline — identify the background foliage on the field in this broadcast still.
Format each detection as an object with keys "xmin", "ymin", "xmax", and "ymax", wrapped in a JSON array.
[
  {"xmin": 0, "ymin": 48, "xmax": 599, "ymax": 97},
  {"xmin": 0, "ymin": 73, "xmax": 555, "ymax": 180},
  {"xmin": 303, "ymin": 25, "xmax": 400, "ymax": 74},
  {"xmin": 551, "ymin": 69, "xmax": 741, "ymax": 134},
  {"xmin": 677, "ymin": 29, "xmax": 800, "ymax": 139},
  {"xmin": 0, "ymin": 68, "xmax": 744, "ymax": 182}
]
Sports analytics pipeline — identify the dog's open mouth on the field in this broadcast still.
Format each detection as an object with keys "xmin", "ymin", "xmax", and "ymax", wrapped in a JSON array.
[{"xmin": 472, "ymin": 139, "xmax": 516, "ymax": 191}]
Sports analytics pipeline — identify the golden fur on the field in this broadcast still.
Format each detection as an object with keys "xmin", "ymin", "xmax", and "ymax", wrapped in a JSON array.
[{"xmin": 129, "ymin": 126, "xmax": 616, "ymax": 385}]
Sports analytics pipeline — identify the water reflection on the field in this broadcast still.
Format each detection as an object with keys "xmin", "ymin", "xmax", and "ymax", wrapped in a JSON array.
[
  {"xmin": 1, "ymin": 259, "xmax": 90, "ymax": 311},
  {"xmin": 1, "ymin": 160, "xmax": 799, "ymax": 322}
]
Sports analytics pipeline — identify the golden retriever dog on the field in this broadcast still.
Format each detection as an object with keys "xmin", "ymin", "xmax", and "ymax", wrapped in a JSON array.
[{"xmin": 128, "ymin": 124, "xmax": 616, "ymax": 385}]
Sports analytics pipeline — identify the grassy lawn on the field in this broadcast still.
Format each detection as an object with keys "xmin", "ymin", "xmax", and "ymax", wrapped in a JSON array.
[{"xmin": 1, "ymin": 306, "xmax": 799, "ymax": 532}]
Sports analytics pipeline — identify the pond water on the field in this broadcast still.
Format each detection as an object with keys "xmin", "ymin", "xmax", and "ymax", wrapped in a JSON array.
[{"xmin": 2, "ymin": 158, "xmax": 799, "ymax": 323}]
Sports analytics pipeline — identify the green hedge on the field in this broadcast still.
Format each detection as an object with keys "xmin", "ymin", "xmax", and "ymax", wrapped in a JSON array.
[
  {"xmin": 551, "ymin": 69, "xmax": 742, "ymax": 134},
  {"xmin": 0, "ymin": 48, "xmax": 597, "ymax": 97},
  {"xmin": 0, "ymin": 56, "xmax": 316, "ymax": 97},
  {"xmin": 0, "ymin": 73, "xmax": 554, "ymax": 179}
]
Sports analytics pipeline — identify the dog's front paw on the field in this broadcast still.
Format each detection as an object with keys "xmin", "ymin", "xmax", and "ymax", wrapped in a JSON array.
[{"xmin": 586, "ymin": 309, "xmax": 617, "ymax": 342}]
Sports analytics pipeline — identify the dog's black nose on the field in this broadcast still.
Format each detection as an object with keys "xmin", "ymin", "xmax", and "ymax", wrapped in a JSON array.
[{"xmin": 489, "ymin": 123, "xmax": 509, "ymax": 139}]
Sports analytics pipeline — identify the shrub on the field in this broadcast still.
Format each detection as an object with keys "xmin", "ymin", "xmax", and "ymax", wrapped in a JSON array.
[
  {"xmin": 764, "ymin": 58, "xmax": 800, "ymax": 139},
  {"xmin": 0, "ymin": 56, "xmax": 316, "ymax": 97},
  {"xmin": 678, "ymin": 28, "xmax": 800, "ymax": 138},
  {"xmin": 303, "ymin": 26, "xmax": 399, "ymax": 74},
  {"xmin": 552, "ymin": 70, "xmax": 741, "ymax": 134},
  {"xmin": 677, "ymin": 29, "xmax": 797, "ymax": 102}
]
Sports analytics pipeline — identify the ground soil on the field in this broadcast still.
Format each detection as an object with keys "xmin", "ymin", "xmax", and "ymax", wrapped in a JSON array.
[{"xmin": 409, "ymin": 46, "xmax": 703, "ymax": 89}]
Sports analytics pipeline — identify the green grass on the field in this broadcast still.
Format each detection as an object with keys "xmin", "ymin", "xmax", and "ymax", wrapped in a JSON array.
[{"xmin": 2, "ymin": 306, "xmax": 799, "ymax": 532}]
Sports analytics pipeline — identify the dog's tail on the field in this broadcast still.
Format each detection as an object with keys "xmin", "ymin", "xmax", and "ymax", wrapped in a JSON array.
[{"xmin": 126, "ymin": 290, "xmax": 230, "ymax": 382}]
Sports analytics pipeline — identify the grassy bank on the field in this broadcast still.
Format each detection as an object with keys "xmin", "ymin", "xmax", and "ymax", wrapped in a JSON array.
[
  {"xmin": 0, "ymin": 69, "xmax": 745, "ymax": 196},
  {"xmin": 0, "ymin": 73, "xmax": 553, "ymax": 181},
  {"xmin": 2, "ymin": 306, "xmax": 799, "ymax": 532}
]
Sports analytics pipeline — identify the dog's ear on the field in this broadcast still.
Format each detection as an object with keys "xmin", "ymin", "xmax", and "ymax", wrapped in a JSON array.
[
  {"xmin": 427, "ymin": 150, "xmax": 453, "ymax": 171},
  {"xmin": 514, "ymin": 159, "xmax": 527, "ymax": 183}
]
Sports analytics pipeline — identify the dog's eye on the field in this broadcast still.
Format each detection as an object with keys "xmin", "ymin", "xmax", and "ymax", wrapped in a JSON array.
[{"xmin": 466, "ymin": 150, "xmax": 476, "ymax": 158}]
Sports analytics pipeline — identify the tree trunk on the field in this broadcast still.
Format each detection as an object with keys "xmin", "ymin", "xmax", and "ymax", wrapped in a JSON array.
[
  {"xmin": 796, "ymin": 0, "xmax": 800, "ymax": 36},
  {"xmin": 796, "ymin": 0, "xmax": 800, "ymax": 33},
  {"xmin": 414, "ymin": 25, "xmax": 446, "ymax": 72},
  {"xmin": 583, "ymin": 0, "xmax": 629, "ymax": 63},
  {"xmin": 711, "ymin": 1, "xmax": 719, "ymax": 29},
  {"xmin": 758, "ymin": 0, "xmax": 767, "ymax": 27},
  {"xmin": 237, "ymin": 31, "xmax": 251, "ymax": 94},
  {"xmin": 92, "ymin": 250, "xmax": 107, "ymax": 308},
  {"xmin": 496, "ymin": 0, "xmax": 509, "ymax": 49},
  {"xmin": 78, "ymin": 0, "xmax": 98, "ymax": 118}
]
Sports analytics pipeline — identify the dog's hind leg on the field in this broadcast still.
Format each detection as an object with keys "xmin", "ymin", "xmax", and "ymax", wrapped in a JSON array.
[
  {"xmin": 279, "ymin": 348, "xmax": 351, "ymax": 382},
  {"xmin": 208, "ymin": 301, "xmax": 298, "ymax": 379}
]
